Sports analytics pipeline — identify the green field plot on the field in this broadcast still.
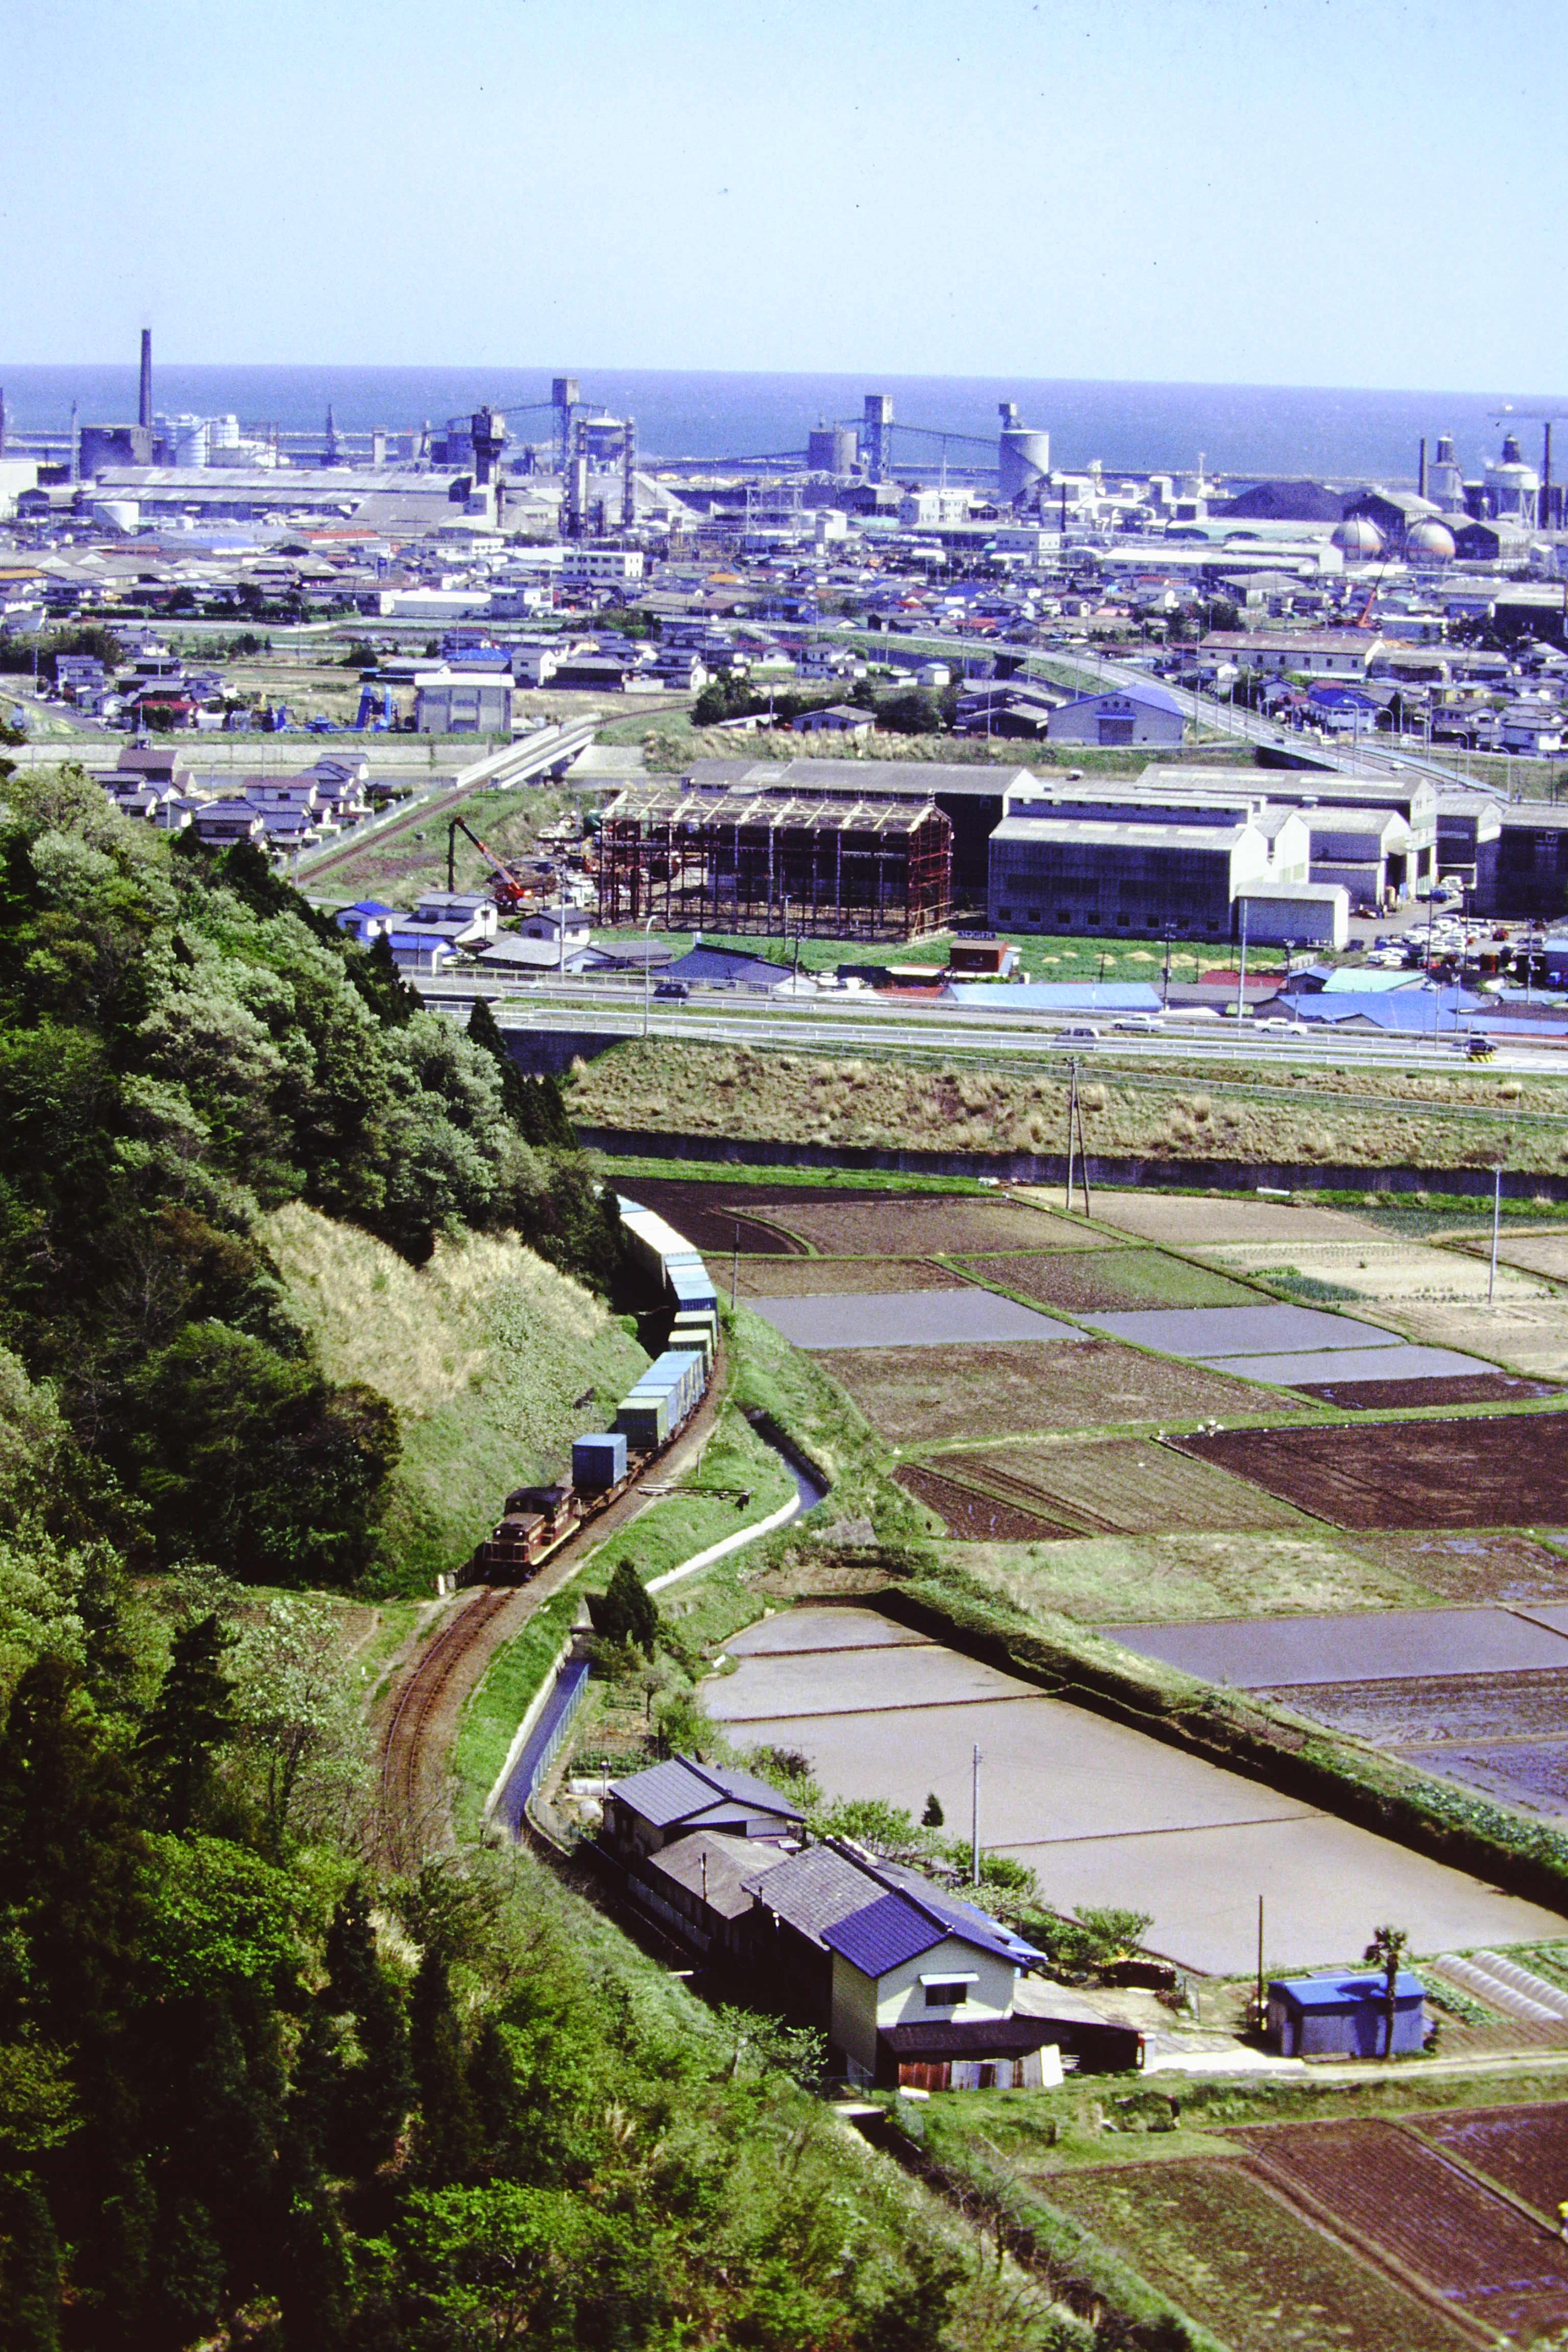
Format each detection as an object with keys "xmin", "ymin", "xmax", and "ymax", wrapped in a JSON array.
[
  {"xmin": 953, "ymin": 1528, "xmax": 1435, "ymax": 1624},
  {"xmin": 948, "ymin": 1436, "xmax": 1306, "ymax": 1535},
  {"xmin": 958, "ymin": 1245, "xmax": 1259, "ymax": 1316},
  {"xmin": 1047, "ymin": 2158, "xmax": 1476, "ymax": 2352}
]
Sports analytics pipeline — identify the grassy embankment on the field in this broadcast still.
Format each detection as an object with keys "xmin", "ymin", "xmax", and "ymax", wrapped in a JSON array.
[
  {"xmin": 262, "ymin": 1202, "xmax": 648, "ymax": 1594},
  {"xmin": 568, "ymin": 1036, "xmax": 1568, "ymax": 1179},
  {"xmin": 309, "ymin": 776, "xmax": 587, "ymax": 904}
]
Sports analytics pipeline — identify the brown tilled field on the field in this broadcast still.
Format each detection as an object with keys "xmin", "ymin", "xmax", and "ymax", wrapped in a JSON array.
[
  {"xmin": 609, "ymin": 1177, "xmax": 813, "ymax": 1254},
  {"xmin": 1237, "ymin": 2116, "xmax": 1568, "ymax": 2341},
  {"xmin": 1293, "ymin": 1370, "xmax": 1560, "ymax": 1409},
  {"xmin": 1174, "ymin": 1410, "xmax": 1568, "ymax": 1529},
  {"xmin": 733, "ymin": 1255, "xmax": 966, "ymax": 1299},
  {"xmin": 955, "ymin": 1246, "xmax": 1256, "ymax": 1315},
  {"xmin": 816, "ymin": 1337, "xmax": 1285, "ymax": 1446},
  {"xmin": 1045, "ymin": 2156, "xmax": 1475, "ymax": 2352},
  {"xmin": 950, "ymin": 1437, "xmax": 1304, "ymax": 1535},
  {"xmin": 1365, "ymin": 1529, "xmax": 1568, "ymax": 1605},
  {"xmin": 763, "ymin": 1194, "xmax": 1100, "ymax": 1255},
  {"xmin": 893, "ymin": 1463, "xmax": 1070, "ymax": 1541},
  {"xmin": 1417, "ymin": 2102, "xmax": 1568, "ymax": 2220},
  {"xmin": 1260, "ymin": 1665, "xmax": 1568, "ymax": 1747}
]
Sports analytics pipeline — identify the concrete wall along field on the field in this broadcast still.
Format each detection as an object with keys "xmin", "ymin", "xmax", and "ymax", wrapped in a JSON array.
[{"xmin": 262, "ymin": 1204, "xmax": 649, "ymax": 1589}]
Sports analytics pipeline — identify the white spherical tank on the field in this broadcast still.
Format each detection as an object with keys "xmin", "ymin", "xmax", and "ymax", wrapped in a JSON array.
[
  {"xmin": 999, "ymin": 425, "xmax": 1051, "ymax": 502},
  {"xmin": 1332, "ymin": 514, "xmax": 1383, "ymax": 558},
  {"xmin": 1406, "ymin": 518, "xmax": 1456, "ymax": 564}
]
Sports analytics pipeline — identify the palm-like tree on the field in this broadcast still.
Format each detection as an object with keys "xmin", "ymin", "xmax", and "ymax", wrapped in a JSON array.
[{"xmin": 1364, "ymin": 1924, "xmax": 1410, "ymax": 2057}]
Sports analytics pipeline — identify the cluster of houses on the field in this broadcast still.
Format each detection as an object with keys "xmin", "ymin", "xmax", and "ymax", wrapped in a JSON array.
[
  {"xmin": 596, "ymin": 1753, "xmax": 1427, "ymax": 2085},
  {"xmin": 96, "ymin": 743, "xmax": 379, "ymax": 850}
]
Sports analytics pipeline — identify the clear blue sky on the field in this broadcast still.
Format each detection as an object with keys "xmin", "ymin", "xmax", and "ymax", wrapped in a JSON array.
[{"xmin": 4, "ymin": 0, "xmax": 1562, "ymax": 389}]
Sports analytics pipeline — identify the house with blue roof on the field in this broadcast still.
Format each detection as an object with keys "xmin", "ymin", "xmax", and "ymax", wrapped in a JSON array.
[{"xmin": 821, "ymin": 1873, "xmax": 1051, "ymax": 2087}]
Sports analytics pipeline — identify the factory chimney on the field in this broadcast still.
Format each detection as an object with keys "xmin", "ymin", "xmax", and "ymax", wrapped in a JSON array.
[
  {"xmin": 0, "ymin": 386, "xmax": 6, "ymax": 458},
  {"xmin": 621, "ymin": 414, "xmax": 637, "ymax": 528},
  {"xmin": 139, "ymin": 329, "xmax": 153, "ymax": 430},
  {"xmin": 1418, "ymin": 437, "xmax": 1428, "ymax": 501}
]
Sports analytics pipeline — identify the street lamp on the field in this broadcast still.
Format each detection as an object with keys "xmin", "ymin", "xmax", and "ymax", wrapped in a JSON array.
[{"xmin": 642, "ymin": 911, "xmax": 657, "ymax": 1038}]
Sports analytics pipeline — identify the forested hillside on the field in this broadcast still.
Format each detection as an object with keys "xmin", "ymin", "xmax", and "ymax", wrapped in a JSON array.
[{"xmin": 0, "ymin": 773, "xmax": 1032, "ymax": 2350}]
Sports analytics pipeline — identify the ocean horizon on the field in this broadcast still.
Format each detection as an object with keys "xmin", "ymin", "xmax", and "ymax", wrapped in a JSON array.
[{"xmin": 2, "ymin": 363, "xmax": 1564, "ymax": 485}]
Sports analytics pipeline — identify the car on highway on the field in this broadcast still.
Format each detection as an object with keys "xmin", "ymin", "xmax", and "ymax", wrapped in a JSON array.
[
  {"xmin": 653, "ymin": 980, "xmax": 691, "ymax": 1000},
  {"xmin": 1112, "ymin": 1013, "xmax": 1162, "ymax": 1031},
  {"xmin": 1050, "ymin": 1024, "xmax": 1101, "ymax": 1045}
]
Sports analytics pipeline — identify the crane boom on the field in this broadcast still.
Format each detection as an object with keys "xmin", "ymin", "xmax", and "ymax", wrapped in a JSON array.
[{"xmin": 447, "ymin": 815, "xmax": 529, "ymax": 906}]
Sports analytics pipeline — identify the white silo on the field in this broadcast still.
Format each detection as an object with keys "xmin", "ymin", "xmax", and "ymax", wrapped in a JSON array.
[
  {"xmin": 207, "ymin": 413, "xmax": 240, "ymax": 450},
  {"xmin": 998, "ymin": 401, "xmax": 1050, "ymax": 502},
  {"xmin": 171, "ymin": 414, "xmax": 209, "ymax": 468}
]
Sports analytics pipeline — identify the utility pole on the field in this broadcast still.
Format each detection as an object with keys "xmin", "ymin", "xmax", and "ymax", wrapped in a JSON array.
[
  {"xmin": 970, "ymin": 1743, "xmax": 981, "ymax": 1886},
  {"xmin": 1235, "ymin": 893, "xmax": 1250, "ymax": 1021},
  {"xmin": 1255, "ymin": 1894, "xmax": 1265, "ymax": 2030},
  {"xmin": 731, "ymin": 1221, "xmax": 740, "ymax": 1311},
  {"xmin": 1489, "ymin": 1163, "xmax": 1504, "ymax": 1305},
  {"xmin": 1064, "ymin": 1056, "xmax": 1078, "ymax": 1213}
]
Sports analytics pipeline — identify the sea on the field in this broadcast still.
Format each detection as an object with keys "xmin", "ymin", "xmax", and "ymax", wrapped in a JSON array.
[{"xmin": 1, "ymin": 364, "xmax": 1564, "ymax": 484}]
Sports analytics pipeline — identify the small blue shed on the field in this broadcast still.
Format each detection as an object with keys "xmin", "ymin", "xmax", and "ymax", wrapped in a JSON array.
[{"xmin": 1268, "ymin": 1971, "xmax": 1427, "ymax": 2058}]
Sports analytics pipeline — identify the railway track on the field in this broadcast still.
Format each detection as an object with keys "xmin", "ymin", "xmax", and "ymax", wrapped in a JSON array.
[{"xmin": 375, "ymin": 1585, "xmax": 513, "ymax": 1865}]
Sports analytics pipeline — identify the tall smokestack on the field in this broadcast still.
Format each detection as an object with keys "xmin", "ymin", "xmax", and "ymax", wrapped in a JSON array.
[
  {"xmin": 139, "ymin": 329, "xmax": 153, "ymax": 430},
  {"xmin": 0, "ymin": 386, "xmax": 6, "ymax": 458},
  {"xmin": 1418, "ymin": 436, "xmax": 1427, "ymax": 501}
]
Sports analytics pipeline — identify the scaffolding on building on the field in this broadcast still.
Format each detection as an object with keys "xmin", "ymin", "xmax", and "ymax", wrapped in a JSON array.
[{"xmin": 597, "ymin": 782, "xmax": 952, "ymax": 941}]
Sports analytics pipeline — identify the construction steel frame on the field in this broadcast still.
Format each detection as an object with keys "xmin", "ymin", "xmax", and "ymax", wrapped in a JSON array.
[{"xmin": 598, "ymin": 786, "xmax": 951, "ymax": 941}]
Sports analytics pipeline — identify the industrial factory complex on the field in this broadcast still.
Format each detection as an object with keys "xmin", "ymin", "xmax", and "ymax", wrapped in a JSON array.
[{"xmin": 6, "ymin": 336, "xmax": 1568, "ymax": 973}]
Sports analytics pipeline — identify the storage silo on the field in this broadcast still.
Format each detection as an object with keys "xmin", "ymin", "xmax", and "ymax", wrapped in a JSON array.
[{"xmin": 998, "ymin": 401, "xmax": 1050, "ymax": 502}]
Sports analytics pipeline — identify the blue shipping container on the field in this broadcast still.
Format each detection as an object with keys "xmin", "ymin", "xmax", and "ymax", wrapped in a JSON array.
[{"xmin": 573, "ymin": 1432, "xmax": 628, "ymax": 1491}]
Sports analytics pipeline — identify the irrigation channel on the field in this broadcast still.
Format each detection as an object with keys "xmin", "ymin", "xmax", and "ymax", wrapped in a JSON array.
[
  {"xmin": 486, "ymin": 1426, "xmax": 829, "ymax": 1843},
  {"xmin": 373, "ymin": 1398, "xmax": 826, "ymax": 1862}
]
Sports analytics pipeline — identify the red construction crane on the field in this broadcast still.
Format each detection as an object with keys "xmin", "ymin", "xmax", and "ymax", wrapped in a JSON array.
[{"xmin": 447, "ymin": 815, "xmax": 530, "ymax": 908}]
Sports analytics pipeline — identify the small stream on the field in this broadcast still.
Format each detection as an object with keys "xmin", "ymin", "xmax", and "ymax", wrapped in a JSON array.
[{"xmin": 744, "ymin": 1409, "xmax": 830, "ymax": 1516}]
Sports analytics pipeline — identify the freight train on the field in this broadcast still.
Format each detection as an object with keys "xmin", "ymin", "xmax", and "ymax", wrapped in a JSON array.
[{"xmin": 466, "ymin": 1197, "xmax": 720, "ymax": 1582}]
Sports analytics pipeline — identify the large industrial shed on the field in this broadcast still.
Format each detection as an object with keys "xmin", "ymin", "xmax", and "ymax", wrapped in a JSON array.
[
  {"xmin": 988, "ymin": 813, "xmax": 1276, "ymax": 938},
  {"xmin": 1047, "ymin": 683, "xmax": 1186, "ymax": 747},
  {"xmin": 597, "ymin": 779, "xmax": 952, "ymax": 940}
]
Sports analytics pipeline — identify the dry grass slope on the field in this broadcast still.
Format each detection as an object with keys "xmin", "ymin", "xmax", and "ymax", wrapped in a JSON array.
[{"xmin": 262, "ymin": 1205, "xmax": 648, "ymax": 1590}]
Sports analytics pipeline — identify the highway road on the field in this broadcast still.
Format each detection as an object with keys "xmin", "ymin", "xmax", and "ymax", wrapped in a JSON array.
[{"xmin": 427, "ymin": 974, "xmax": 1568, "ymax": 1083}]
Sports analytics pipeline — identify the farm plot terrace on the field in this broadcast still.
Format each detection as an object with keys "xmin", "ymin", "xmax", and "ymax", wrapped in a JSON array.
[
  {"xmin": 1173, "ymin": 1411, "xmax": 1568, "ymax": 1530},
  {"xmin": 700, "ymin": 1608, "xmax": 1566, "ymax": 1975}
]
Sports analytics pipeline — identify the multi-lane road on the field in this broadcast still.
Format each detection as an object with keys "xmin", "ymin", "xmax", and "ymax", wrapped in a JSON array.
[{"xmin": 421, "ymin": 971, "xmax": 1568, "ymax": 1081}]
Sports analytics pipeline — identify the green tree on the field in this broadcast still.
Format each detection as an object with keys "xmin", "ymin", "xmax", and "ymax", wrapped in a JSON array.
[
  {"xmin": 322, "ymin": 1883, "xmax": 411, "ymax": 2177},
  {"xmin": 233, "ymin": 1594, "xmax": 370, "ymax": 1850},
  {"xmin": 0, "ymin": 2176, "xmax": 61, "ymax": 2352},
  {"xmin": 587, "ymin": 1559, "xmax": 659, "ymax": 1657},
  {"xmin": 920, "ymin": 1792, "xmax": 944, "ymax": 1828},
  {"xmin": 1364, "ymin": 1922, "xmax": 1410, "ymax": 2057},
  {"xmin": 136, "ymin": 1611, "xmax": 235, "ymax": 1832},
  {"xmin": 409, "ymin": 1951, "xmax": 480, "ymax": 2187}
]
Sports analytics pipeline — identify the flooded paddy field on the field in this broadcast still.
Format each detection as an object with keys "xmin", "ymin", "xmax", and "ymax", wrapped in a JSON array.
[
  {"xmin": 703, "ymin": 1608, "xmax": 1566, "ymax": 1973},
  {"xmin": 950, "ymin": 1437, "xmax": 1304, "ymax": 1536},
  {"xmin": 954, "ymin": 1246, "xmax": 1256, "ymax": 1315},
  {"xmin": 1174, "ymin": 1411, "xmax": 1568, "ymax": 1529},
  {"xmin": 822, "ymin": 1336, "xmax": 1282, "ymax": 1446},
  {"xmin": 1397, "ymin": 1741, "xmax": 1568, "ymax": 1820},
  {"xmin": 747, "ymin": 1288, "xmax": 1080, "ymax": 1350},
  {"xmin": 1102, "ymin": 1604, "xmax": 1568, "ymax": 1687}
]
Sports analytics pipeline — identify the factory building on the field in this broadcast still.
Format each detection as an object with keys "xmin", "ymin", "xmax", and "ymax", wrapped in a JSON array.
[
  {"xmin": 1301, "ymin": 807, "xmax": 1413, "ymax": 905},
  {"xmin": 413, "ymin": 673, "xmax": 513, "ymax": 735},
  {"xmin": 1479, "ymin": 807, "xmax": 1568, "ymax": 919},
  {"xmin": 598, "ymin": 778, "xmax": 951, "ymax": 941},
  {"xmin": 1046, "ymin": 683, "xmax": 1186, "ymax": 747},
  {"xmin": 988, "ymin": 812, "xmax": 1285, "ymax": 940}
]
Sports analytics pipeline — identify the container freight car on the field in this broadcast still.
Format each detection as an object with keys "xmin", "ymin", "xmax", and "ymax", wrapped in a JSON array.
[{"xmin": 463, "ymin": 1205, "xmax": 721, "ymax": 1586}]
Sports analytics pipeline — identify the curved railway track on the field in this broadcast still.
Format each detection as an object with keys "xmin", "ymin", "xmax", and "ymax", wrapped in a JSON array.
[
  {"xmin": 373, "ymin": 1335, "xmax": 732, "ymax": 1862},
  {"xmin": 376, "ymin": 1585, "xmax": 512, "ymax": 1864}
]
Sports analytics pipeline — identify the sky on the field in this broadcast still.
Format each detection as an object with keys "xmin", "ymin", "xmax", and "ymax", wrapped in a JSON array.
[{"xmin": 3, "ymin": 0, "xmax": 1564, "ymax": 390}]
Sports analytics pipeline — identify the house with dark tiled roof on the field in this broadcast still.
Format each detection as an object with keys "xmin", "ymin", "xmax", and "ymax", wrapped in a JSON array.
[{"xmin": 602, "ymin": 1755, "xmax": 806, "ymax": 1866}]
